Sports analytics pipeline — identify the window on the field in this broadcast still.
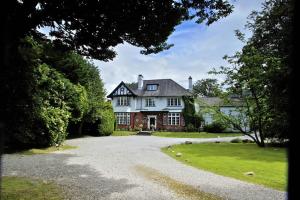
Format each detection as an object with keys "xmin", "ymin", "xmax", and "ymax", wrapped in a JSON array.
[
  {"xmin": 145, "ymin": 98, "xmax": 155, "ymax": 107},
  {"xmin": 116, "ymin": 113, "xmax": 130, "ymax": 125},
  {"xmin": 147, "ymin": 84, "xmax": 158, "ymax": 91},
  {"xmin": 167, "ymin": 98, "xmax": 181, "ymax": 107},
  {"xmin": 168, "ymin": 113, "xmax": 180, "ymax": 125},
  {"xmin": 117, "ymin": 97, "xmax": 130, "ymax": 106},
  {"xmin": 120, "ymin": 87, "xmax": 124, "ymax": 95}
]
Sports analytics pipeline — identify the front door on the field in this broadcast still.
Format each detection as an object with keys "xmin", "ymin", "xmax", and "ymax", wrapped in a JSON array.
[{"xmin": 147, "ymin": 115, "xmax": 157, "ymax": 130}]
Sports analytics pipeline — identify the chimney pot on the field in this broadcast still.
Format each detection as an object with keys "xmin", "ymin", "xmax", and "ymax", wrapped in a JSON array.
[{"xmin": 138, "ymin": 74, "xmax": 143, "ymax": 90}]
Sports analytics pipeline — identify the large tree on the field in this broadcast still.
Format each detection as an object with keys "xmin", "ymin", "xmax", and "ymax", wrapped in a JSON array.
[
  {"xmin": 3, "ymin": 0, "xmax": 233, "ymax": 60},
  {"xmin": 210, "ymin": 0, "xmax": 293, "ymax": 147},
  {"xmin": 192, "ymin": 78, "xmax": 222, "ymax": 97}
]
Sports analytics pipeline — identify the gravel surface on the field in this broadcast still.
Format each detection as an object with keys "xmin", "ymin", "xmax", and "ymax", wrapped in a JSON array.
[{"xmin": 2, "ymin": 135, "xmax": 286, "ymax": 200}]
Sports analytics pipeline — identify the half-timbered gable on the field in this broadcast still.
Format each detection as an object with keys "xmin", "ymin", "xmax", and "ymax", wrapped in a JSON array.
[{"xmin": 107, "ymin": 81, "xmax": 136, "ymax": 98}]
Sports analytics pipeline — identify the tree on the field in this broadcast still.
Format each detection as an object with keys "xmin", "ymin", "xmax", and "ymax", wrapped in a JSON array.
[
  {"xmin": 3, "ymin": 1, "xmax": 233, "ymax": 60},
  {"xmin": 208, "ymin": 0, "xmax": 293, "ymax": 147},
  {"xmin": 192, "ymin": 78, "xmax": 222, "ymax": 97},
  {"xmin": 125, "ymin": 82, "xmax": 138, "ymax": 89}
]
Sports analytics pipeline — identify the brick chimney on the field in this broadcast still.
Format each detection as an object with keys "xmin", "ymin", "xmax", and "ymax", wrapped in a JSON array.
[{"xmin": 188, "ymin": 76, "xmax": 193, "ymax": 91}]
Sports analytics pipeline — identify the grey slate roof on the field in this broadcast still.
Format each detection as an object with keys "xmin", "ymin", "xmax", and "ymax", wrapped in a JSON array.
[
  {"xmin": 197, "ymin": 97, "xmax": 245, "ymax": 107},
  {"xmin": 126, "ymin": 79, "xmax": 192, "ymax": 97}
]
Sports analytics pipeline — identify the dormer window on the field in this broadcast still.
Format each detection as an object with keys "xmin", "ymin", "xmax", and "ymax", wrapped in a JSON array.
[{"xmin": 147, "ymin": 84, "xmax": 158, "ymax": 91}]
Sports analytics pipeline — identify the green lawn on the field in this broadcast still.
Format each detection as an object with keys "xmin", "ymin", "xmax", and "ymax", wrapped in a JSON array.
[
  {"xmin": 162, "ymin": 143, "xmax": 287, "ymax": 191},
  {"xmin": 153, "ymin": 131, "xmax": 242, "ymax": 138},
  {"xmin": 1, "ymin": 176, "xmax": 66, "ymax": 200},
  {"xmin": 18, "ymin": 145, "xmax": 77, "ymax": 155},
  {"xmin": 111, "ymin": 131, "xmax": 138, "ymax": 136}
]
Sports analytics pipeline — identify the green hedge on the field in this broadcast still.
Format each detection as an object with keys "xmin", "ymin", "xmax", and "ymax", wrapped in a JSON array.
[
  {"xmin": 203, "ymin": 121, "xmax": 226, "ymax": 133},
  {"xmin": 98, "ymin": 102, "xmax": 115, "ymax": 136}
]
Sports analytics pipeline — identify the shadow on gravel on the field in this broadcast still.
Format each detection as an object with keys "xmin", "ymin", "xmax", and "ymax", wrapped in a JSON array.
[{"xmin": 2, "ymin": 153, "xmax": 137, "ymax": 199}]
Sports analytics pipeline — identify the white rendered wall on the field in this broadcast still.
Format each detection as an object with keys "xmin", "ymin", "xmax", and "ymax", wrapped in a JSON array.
[{"xmin": 112, "ymin": 97, "xmax": 184, "ymax": 113}]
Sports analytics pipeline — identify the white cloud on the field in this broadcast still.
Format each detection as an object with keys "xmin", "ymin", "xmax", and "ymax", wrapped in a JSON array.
[{"xmin": 95, "ymin": 0, "xmax": 264, "ymax": 94}]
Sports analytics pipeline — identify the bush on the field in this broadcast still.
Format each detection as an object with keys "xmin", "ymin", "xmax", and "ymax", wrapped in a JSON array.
[
  {"xmin": 40, "ymin": 106, "xmax": 71, "ymax": 146},
  {"xmin": 203, "ymin": 121, "xmax": 226, "ymax": 133},
  {"xmin": 98, "ymin": 102, "xmax": 115, "ymax": 136},
  {"xmin": 185, "ymin": 123, "xmax": 195, "ymax": 132},
  {"xmin": 230, "ymin": 138, "xmax": 242, "ymax": 143}
]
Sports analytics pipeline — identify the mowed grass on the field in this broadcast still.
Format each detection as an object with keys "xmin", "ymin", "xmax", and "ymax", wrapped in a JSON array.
[
  {"xmin": 162, "ymin": 143, "xmax": 287, "ymax": 191},
  {"xmin": 1, "ymin": 176, "xmax": 66, "ymax": 200},
  {"xmin": 18, "ymin": 145, "xmax": 77, "ymax": 155},
  {"xmin": 111, "ymin": 131, "xmax": 137, "ymax": 136},
  {"xmin": 153, "ymin": 131, "xmax": 242, "ymax": 138}
]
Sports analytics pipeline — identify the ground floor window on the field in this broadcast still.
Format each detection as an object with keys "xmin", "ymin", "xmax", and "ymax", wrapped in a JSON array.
[
  {"xmin": 116, "ymin": 112, "xmax": 130, "ymax": 125},
  {"xmin": 168, "ymin": 113, "xmax": 180, "ymax": 125}
]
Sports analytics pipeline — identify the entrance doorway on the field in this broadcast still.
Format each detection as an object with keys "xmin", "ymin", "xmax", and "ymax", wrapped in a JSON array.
[{"xmin": 147, "ymin": 115, "xmax": 157, "ymax": 130}]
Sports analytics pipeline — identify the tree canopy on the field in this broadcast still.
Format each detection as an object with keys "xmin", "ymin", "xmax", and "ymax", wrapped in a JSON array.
[
  {"xmin": 3, "ymin": 0, "xmax": 233, "ymax": 60},
  {"xmin": 210, "ymin": 0, "xmax": 293, "ymax": 146},
  {"xmin": 192, "ymin": 78, "xmax": 222, "ymax": 97}
]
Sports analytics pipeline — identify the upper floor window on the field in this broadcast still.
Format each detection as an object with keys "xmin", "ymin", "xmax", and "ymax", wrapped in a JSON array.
[
  {"xmin": 117, "ymin": 96, "xmax": 130, "ymax": 106},
  {"xmin": 147, "ymin": 84, "xmax": 158, "ymax": 91},
  {"xmin": 145, "ymin": 98, "xmax": 155, "ymax": 107},
  {"xmin": 167, "ymin": 98, "xmax": 181, "ymax": 107}
]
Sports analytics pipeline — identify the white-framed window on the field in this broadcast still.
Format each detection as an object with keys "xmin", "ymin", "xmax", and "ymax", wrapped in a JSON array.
[
  {"xmin": 147, "ymin": 84, "xmax": 158, "ymax": 91},
  {"xmin": 168, "ymin": 113, "xmax": 180, "ymax": 125},
  {"xmin": 116, "ymin": 113, "xmax": 130, "ymax": 125},
  {"xmin": 145, "ymin": 98, "xmax": 155, "ymax": 107},
  {"xmin": 167, "ymin": 98, "xmax": 181, "ymax": 107},
  {"xmin": 117, "ymin": 97, "xmax": 130, "ymax": 106}
]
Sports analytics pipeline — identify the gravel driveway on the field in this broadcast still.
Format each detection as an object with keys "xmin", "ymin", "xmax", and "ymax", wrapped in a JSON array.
[{"xmin": 2, "ymin": 135, "xmax": 286, "ymax": 200}]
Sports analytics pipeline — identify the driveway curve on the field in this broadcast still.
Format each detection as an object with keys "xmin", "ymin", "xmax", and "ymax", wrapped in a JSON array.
[{"xmin": 2, "ymin": 135, "xmax": 286, "ymax": 200}]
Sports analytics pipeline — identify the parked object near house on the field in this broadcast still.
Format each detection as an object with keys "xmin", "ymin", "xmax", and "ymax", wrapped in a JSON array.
[{"xmin": 107, "ymin": 75, "xmax": 192, "ymax": 131}]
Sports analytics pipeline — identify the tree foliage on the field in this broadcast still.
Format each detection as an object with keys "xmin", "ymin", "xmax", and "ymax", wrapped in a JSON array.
[
  {"xmin": 182, "ymin": 96, "xmax": 203, "ymax": 131},
  {"xmin": 4, "ymin": 36, "xmax": 114, "ymax": 148},
  {"xmin": 3, "ymin": 0, "xmax": 233, "ymax": 60},
  {"xmin": 192, "ymin": 78, "xmax": 222, "ymax": 97},
  {"xmin": 210, "ymin": 0, "xmax": 293, "ymax": 147}
]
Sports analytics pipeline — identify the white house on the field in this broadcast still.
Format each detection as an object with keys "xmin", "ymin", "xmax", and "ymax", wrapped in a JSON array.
[
  {"xmin": 107, "ymin": 75, "xmax": 192, "ymax": 131},
  {"xmin": 195, "ymin": 97, "xmax": 250, "ymax": 132}
]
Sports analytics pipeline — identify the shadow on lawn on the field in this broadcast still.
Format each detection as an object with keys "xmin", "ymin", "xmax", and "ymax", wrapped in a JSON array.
[{"xmin": 2, "ymin": 153, "xmax": 137, "ymax": 199}]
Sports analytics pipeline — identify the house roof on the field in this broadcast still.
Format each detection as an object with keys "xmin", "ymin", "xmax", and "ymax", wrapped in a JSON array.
[
  {"xmin": 126, "ymin": 79, "xmax": 192, "ymax": 97},
  {"xmin": 197, "ymin": 97, "xmax": 245, "ymax": 107}
]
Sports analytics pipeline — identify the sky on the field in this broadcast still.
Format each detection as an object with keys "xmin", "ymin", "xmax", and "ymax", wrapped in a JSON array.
[{"xmin": 94, "ymin": 0, "xmax": 264, "ymax": 95}]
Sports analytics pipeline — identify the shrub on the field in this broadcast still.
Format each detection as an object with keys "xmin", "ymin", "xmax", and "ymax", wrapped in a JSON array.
[
  {"xmin": 230, "ymin": 138, "xmax": 242, "ymax": 143},
  {"xmin": 98, "ymin": 102, "xmax": 115, "ymax": 136},
  {"xmin": 203, "ymin": 121, "xmax": 226, "ymax": 133},
  {"xmin": 40, "ymin": 106, "xmax": 71, "ymax": 146},
  {"xmin": 185, "ymin": 123, "xmax": 195, "ymax": 132}
]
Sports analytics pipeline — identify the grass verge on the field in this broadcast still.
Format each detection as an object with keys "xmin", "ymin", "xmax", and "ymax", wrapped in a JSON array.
[
  {"xmin": 162, "ymin": 143, "xmax": 287, "ymax": 191},
  {"xmin": 18, "ymin": 145, "xmax": 77, "ymax": 155},
  {"xmin": 153, "ymin": 131, "xmax": 242, "ymax": 138},
  {"xmin": 135, "ymin": 165, "xmax": 222, "ymax": 200},
  {"xmin": 111, "ymin": 131, "xmax": 137, "ymax": 136},
  {"xmin": 1, "ymin": 176, "xmax": 66, "ymax": 200}
]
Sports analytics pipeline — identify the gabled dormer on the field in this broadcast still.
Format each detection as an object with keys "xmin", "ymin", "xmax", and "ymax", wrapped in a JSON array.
[{"xmin": 107, "ymin": 81, "xmax": 137, "ymax": 99}]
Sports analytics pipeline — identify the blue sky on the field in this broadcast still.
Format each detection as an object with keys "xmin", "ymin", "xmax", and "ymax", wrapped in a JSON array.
[{"xmin": 95, "ymin": 0, "xmax": 264, "ymax": 94}]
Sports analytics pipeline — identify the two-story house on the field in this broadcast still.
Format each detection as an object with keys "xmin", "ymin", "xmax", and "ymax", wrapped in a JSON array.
[{"xmin": 107, "ymin": 75, "xmax": 192, "ymax": 131}]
